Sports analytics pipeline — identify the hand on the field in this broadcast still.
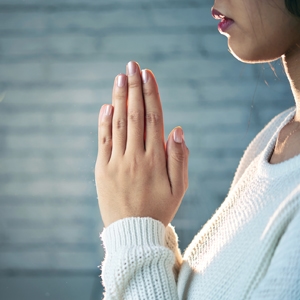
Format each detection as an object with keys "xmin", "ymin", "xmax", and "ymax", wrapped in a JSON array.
[{"xmin": 95, "ymin": 61, "xmax": 189, "ymax": 227}]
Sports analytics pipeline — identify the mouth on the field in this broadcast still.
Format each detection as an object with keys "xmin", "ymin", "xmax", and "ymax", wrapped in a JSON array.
[
  {"xmin": 211, "ymin": 7, "xmax": 234, "ymax": 33},
  {"xmin": 211, "ymin": 8, "xmax": 233, "ymax": 21}
]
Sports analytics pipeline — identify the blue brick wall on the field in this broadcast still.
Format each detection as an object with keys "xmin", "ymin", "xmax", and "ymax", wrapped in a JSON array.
[{"xmin": 0, "ymin": 0, "xmax": 294, "ymax": 299}]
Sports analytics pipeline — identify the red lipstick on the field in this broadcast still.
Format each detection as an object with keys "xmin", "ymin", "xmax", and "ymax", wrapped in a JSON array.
[
  {"xmin": 211, "ymin": 8, "xmax": 225, "ymax": 20},
  {"xmin": 218, "ymin": 18, "xmax": 234, "ymax": 33},
  {"xmin": 211, "ymin": 8, "xmax": 234, "ymax": 33}
]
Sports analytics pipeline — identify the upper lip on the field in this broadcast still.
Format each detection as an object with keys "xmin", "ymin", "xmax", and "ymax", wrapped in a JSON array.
[{"xmin": 211, "ymin": 7, "xmax": 229, "ymax": 20}]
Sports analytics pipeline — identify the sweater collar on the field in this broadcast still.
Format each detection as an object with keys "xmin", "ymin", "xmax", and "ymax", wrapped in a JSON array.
[{"xmin": 258, "ymin": 107, "xmax": 300, "ymax": 178}]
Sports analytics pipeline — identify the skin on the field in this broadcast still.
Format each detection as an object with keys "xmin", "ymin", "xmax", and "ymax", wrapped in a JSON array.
[
  {"xmin": 95, "ymin": 63, "xmax": 189, "ymax": 227},
  {"xmin": 213, "ymin": 0, "xmax": 300, "ymax": 163},
  {"xmin": 96, "ymin": 0, "xmax": 300, "ymax": 227}
]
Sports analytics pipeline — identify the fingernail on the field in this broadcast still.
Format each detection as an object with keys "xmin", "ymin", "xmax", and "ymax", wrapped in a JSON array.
[
  {"xmin": 99, "ymin": 106, "xmax": 105, "ymax": 121},
  {"xmin": 117, "ymin": 74, "xmax": 126, "ymax": 87},
  {"xmin": 142, "ymin": 69, "xmax": 149, "ymax": 84},
  {"xmin": 127, "ymin": 61, "xmax": 137, "ymax": 76},
  {"xmin": 173, "ymin": 127, "xmax": 183, "ymax": 143},
  {"xmin": 105, "ymin": 105, "xmax": 112, "ymax": 116}
]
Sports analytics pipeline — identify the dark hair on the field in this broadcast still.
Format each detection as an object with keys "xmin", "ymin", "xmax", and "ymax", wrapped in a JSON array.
[{"xmin": 285, "ymin": 0, "xmax": 300, "ymax": 17}]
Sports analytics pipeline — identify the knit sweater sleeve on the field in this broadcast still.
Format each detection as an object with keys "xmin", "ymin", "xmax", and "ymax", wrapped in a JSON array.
[
  {"xmin": 251, "ymin": 209, "xmax": 300, "ymax": 299},
  {"xmin": 100, "ymin": 217, "xmax": 180, "ymax": 300}
]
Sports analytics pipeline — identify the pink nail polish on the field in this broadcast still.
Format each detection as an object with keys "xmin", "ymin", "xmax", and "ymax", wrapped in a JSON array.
[
  {"xmin": 127, "ymin": 61, "xmax": 137, "ymax": 76},
  {"xmin": 117, "ymin": 74, "xmax": 126, "ymax": 87},
  {"xmin": 142, "ymin": 70, "xmax": 149, "ymax": 84},
  {"xmin": 99, "ymin": 106, "xmax": 105, "ymax": 121},
  {"xmin": 173, "ymin": 128, "xmax": 183, "ymax": 143},
  {"xmin": 105, "ymin": 105, "xmax": 112, "ymax": 116}
]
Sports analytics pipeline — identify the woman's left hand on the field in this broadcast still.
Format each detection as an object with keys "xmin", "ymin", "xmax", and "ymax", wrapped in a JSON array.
[{"xmin": 95, "ymin": 61, "xmax": 189, "ymax": 227}]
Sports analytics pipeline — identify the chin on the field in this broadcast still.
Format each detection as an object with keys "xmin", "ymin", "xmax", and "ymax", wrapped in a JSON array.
[{"xmin": 227, "ymin": 39, "xmax": 283, "ymax": 64}]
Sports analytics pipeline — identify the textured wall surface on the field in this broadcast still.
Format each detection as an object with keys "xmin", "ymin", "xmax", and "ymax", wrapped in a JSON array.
[{"xmin": 0, "ymin": 0, "xmax": 294, "ymax": 299}]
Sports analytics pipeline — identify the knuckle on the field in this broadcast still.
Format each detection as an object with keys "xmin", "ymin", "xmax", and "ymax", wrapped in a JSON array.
[
  {"xmin": 171, "ymin": 150, "xmax": 185, "ymax": 163},
  {"xmin": 128, "ymin": 79, "xmax": 141, "ymax": 89},
  {"xmin": 114, "ymin": 118, "xmax": 126, "ymax": 130},
  {"xmin": 145, "ymin": 112, "xmax": 161, "ymax": 125},
  {"xmin": 128, "ymin": 110, "xmax": 143, "ymax": 123},
  {"xmin": 100, "ymin": 135, "xmax": 112, "ymax": 146},
  {"xmin": 114, "ymin": 89, "xmax": 126, "ymax": 101},
  {"xmin": 143, "ymin": 87, "xmax": 157, "ymax": 98}
]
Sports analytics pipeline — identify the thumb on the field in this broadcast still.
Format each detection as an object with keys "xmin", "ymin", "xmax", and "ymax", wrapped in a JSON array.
[{"xmin": 166, "ymin": 126, "xmax": 188, "ymax": 197}]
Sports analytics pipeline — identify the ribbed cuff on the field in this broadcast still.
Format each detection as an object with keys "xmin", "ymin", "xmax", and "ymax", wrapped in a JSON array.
[{"xmin": 100, "ymin": 217, "xmax": 166, "ymax": 252}]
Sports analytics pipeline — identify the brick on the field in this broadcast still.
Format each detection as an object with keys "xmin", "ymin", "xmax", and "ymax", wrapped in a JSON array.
[
  {"xmin": 0, "ymin": 252, "xmax": 52, "ymax": 270},
  {"xmin": 0, "ymin": 178, "xmax": 93, "ymax": 198},
  {"xmin": 0, "ymin": 250, "xmax": 99, "ymax": 270},
  {"xmin": 0, "ymin": 156, "xmax": 94, "ymax": 175},
  {"xmin": 5, "ymin": 133, "xmax": 93, "ymax": 151},
  {"xmin": 163, "ymin": 107, "xmax": 245, "ymax": 129},
  {"xmin": 46, "ymin": 10, "xmax": 152, "ymax": 32},
  {"xmin": 0, "ymin": 37, "xmax": 46, "ymax": 57},
  {"xmin": 150, "ymin": 7, "xmax": 214, "ymax": 28},
  {"xmin": 0, "ymin": 225, "xmax": 98, "ymax": 245},
  {"xmin": 0, "ymin": 12, "xmax": 45, "ymax": 32},
  {"xmin": 2, "ymin": 88, "xmax": 107, "ymax": 105},
  {"xmin": 146, "ymin": 57, "xmax": 256, "ymax": 82},
  {"xmin": 101, "ymin": 33, "xmax": 201, "ymax": 57},
  {"xmin": 0, "ymin": 276, "xmax": 102, "ymax": 300},
  {"xmin": 188, "ymin": 156, "xmax": 240, "ymax": 174},
  {"xmin": 0, "ymin": 63, "xmax": 44, "ymax": 82},
  {"xmin": 46, "ymin": 61, "xmax": 123, "ymax": 82},
  {"xmin": 0, "ymin": 110, "xmax": 98, "ymax": 129}
]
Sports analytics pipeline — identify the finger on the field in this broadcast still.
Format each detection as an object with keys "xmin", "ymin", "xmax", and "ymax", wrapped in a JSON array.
[
  {"xmin": 111, "ymin": 74, "xmax": 128, "ymax": 157},
  {"xmin": 141, "ymin": 69, "xmax": 165, "ymax": 157},
  {"xmin": 126, "ymin": 61, "xmax": 145, "ymax": 153},
  {"xmin": 183, "ymin": 143, "xmax": 189, "ymax": 191},
  {"xmin": 166, "ymin": 127, "xmax": 186, "ymax": 197},
  {"xmin": 98, "ymin": 104, "xmax": 113, "ymax": 165}
]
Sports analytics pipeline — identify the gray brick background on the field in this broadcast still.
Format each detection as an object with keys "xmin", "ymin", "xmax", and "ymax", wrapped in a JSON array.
[{"xmin": 0, "ymin": 0, "xmax": 295, "ymax": 299}]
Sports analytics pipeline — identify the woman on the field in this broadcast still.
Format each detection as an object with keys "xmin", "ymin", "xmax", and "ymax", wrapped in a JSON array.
[{"xmin": 95, "ymin": 0, "xmax": 300, "ymax": 298}]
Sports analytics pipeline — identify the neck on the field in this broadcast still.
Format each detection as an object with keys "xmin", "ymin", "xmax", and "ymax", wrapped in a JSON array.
[{"xmin": 282, "ymin": 46, "xmax": 300, "ymax": 121}]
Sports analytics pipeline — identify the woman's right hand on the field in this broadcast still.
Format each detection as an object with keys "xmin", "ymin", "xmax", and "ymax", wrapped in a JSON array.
[{"xmin": 95, "ymin": 61, "xmax": 189, "ymax": 227}]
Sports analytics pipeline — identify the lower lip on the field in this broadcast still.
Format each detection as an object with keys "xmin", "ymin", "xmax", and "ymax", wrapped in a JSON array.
[{"xmin": 218, "ymin": 18, "xmax": 234, "ymax": 33}]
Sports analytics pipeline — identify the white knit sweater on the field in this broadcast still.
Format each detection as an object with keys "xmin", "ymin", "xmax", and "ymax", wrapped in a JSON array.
[{"xmin": 100, "ymin": 107, "xmax": 300, "ymax": 299}]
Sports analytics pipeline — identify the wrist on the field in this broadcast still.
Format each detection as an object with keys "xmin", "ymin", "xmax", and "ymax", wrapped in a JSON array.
[{"xmin": 100, "ymin": 217, "xmax": 166, "ymax": 252}]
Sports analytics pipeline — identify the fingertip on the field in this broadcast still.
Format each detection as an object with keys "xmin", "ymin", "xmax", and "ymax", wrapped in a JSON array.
[
  {"xmin": 126, "ymin": 61, "xmax": 141, "ymax": 76},
  {"xmin": 173, "ymin": 127, "xmax": 184, "ymax": 144},
  {"xmin": 116, "ymin": 73, "xmax": 127, "ymax": 88},
  {"xmin": 99, "ymin": 104, "xmax": 113, "ymax": 126},
  {"xmin": 141, "ymin": 69, "xmax": 158, "ymax": 85},
  {"xmin": 99, "ymin": 104, "xmax": 106, "ymax": 125},
  {"xmin": 141, "ymin": 69, "xmax": 149, "ymax": 84}
]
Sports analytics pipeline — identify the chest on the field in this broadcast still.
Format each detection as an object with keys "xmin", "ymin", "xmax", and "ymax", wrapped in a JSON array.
[{"xmin": 178, "ymin": 165, "xmax": 299, "ymax": 299}]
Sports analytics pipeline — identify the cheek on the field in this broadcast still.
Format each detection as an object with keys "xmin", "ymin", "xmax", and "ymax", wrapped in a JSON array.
[
  {"xmin": 226, "ymin": 7, "xmax": 300, "ymax": 63},
  {"xmin": 227, "ymin": 22, "xmax": 293, "ymax": 63},
  {"xmin": 227, "ymin": 36, "xmax": 280, "ymax": 63}
]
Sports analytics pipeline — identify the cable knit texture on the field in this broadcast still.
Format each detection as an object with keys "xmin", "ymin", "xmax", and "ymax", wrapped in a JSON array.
[{"xmin": 100, "ymin": 107, "xmax": 300, "ymax": 299}]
